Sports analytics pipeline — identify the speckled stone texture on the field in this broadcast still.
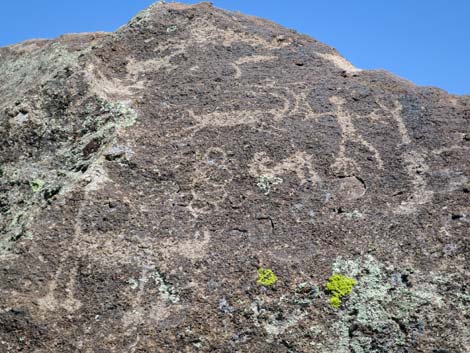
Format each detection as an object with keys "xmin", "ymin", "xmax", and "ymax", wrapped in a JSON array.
[{"xmin": 0, "ymin": 2, "xmax": 469, "ymax": 352}]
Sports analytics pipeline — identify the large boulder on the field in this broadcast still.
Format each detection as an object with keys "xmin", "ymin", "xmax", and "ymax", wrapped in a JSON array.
[{"xmin": 0, "ymin": 2, "xmax": 469, "ymax": 352}]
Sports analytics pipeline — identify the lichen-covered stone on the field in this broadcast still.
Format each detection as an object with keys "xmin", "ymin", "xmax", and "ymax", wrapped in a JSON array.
[{"xmin": 0, "ymin": 2, "xmax": 469, "ymax": 352}]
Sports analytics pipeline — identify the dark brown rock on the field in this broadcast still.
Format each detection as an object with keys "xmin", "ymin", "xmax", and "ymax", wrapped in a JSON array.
[{"xmin": 0, "ymin": 2, "xmax": 469, "ymax": 352}]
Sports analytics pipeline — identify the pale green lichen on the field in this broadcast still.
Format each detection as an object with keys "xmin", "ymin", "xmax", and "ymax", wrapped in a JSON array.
[
  {"xmin": 345, "ymin": 210, "xmax": 363, "ymax": 220},
  {"xmin": 116, "ymin": 1, "xmax": 168, "ymax": 34},
  {"xmin": 128, "ymin": 278, "xmax": 139, "ymax": 290},
  {"xmin": 291, "ymin": 282, "xmax": 319, "ymax": 307},
  {"xmin": 151, "ymin": 271, "xmax": 180, "ymax": 304},
  {"xmin": 105, "ymin": 101, "xmax": 138, "ymax": 128},
  {"xmin": 256, "ymin": 175, "xmax": 283, "ymax": 195},
  {"xmin": 0, "ymin": 45, "xmax": 81, "ymax": 111},
  {"xmin": 9, "ymin": 213, "xmax": 26, "ymax": 238},
  {"xmin": 166, "ymin": 25, "xmax": 178, "ymax": 33},
  {"xmin": 257, "ymin": 268, "xmax": 278, "ymax": 286},
  {"xmin": 247, "ymin": 297, "xmax": 307, "ymax": 344},
  {"xmin": 9, "ymin": 213, "xmax": 23, "ymax": 228},
  {"xmin": 264, "ymin": 309, "xmax": 306, "ymax": 341},
  {"xmin": 0, "ymin": 34, "xmax": 142, "ymax": 257},
  {"xmin": 1, "ymin": 96, "xmax": 138, "ymax": 256},
  {"xmin": 30, "ymin": 179, "xmax": 45, "ymax": 193},
  {"xmin": 315, "ymin": 256, "xmax": 445, "ymax": 353}
]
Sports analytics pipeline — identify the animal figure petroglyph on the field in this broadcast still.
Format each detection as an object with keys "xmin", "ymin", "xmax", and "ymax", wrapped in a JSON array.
[
  {"xmin": 249, "ymin": 151, "xmax": 320, "ymax": 186},
  {"xmin": 329, "ymin": 96, "xmax": 384, "ymax": 175}
]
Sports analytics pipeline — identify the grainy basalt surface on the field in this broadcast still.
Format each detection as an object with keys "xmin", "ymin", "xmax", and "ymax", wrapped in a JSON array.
[{"xmin": 1, "ymin": 2, "xmax": 469, "ymax": 352}]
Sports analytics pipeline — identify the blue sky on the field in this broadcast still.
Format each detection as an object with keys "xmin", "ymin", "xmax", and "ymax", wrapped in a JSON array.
[{"xmin": 1, "ymin": 1, "xmax": 468, "ymax": 95}]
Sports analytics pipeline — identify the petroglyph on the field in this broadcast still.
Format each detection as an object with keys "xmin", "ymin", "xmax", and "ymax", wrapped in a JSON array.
[
  {"xmin": 129, "ymin": 41, "xmax": 186, "ymax": 75},
  {"xmin": 395, "ymin": 150, "xmax": 433, "ymax": 215},
  {"xmin": 36, "ymin": 139, "xmax": 127, "ymax": 313},
  {"xmin": 236, "ymin": 55, "xmax": 278, "ymax": 65},
  {"xmin": 376, "ymin": 100, "xmax": 411, "ymax": 144},
  {"xmin": 232, "ymin": 55, "xmax": 278, "ymax": 79},
  {"xmin": 365, "ymin": 99, "xmax": 436, "ymax": 213},
  {"xmin": 186, "ymin": 89, "xmax": 289, "ymax": 129},
  {"xmin": 162, "ymin": 230, "xmax": 211, "ymax": 260},
  {"xmin": 123, "ymin": 264, "xmax": 181, "ymax": 351},
  {"xmin": 231, "ymin": 63, "xmax": 242, "ymax": 79},
  {"xmin": 367, "ymin": 100, "xmax": 435, "ymax": 213},
  {"xmin": 62, "ymin": 263, "xmax": 82, "ymax": 312},
  {"xmin": 289, "ymin": 90, "xmax": 332, "ymax": 120},
  {"xmin": 36, "ymin": 210, "xmax": 85, "ymax": 314},
  {"xmin": 432, "ymin": 145, "xmax": 470, "ymax": 155},
  {"xmin": 86, "ymin": 41, "xmax": 185, "ymax": 101},
  {"xmin": 337, "ymin": 176, "xmax": 367, "ymax": 200},
  {"xmin": 189, "ymin": 18, "xmax": 292, "ymax": 49},
  {"xmin": 329, "ymin": 96, "xmax": 384, "ymax": 175},
  {"xmin": 2, "ymin": 3, "xmax": 469, "ymax": 351},
  {"xmin": 188, "ymin": 109, "xmax": 261, "ymax": 127},
  {"xmin": 188, "ymin": 148, "xmax": 234, "ymax": 217},
  {"xmin": 84, "ymin": 63, "xmax": 139, "ymax": 102},
  {"xmin": 317, "ymin": 52, "xmax": 361, "ymax": 73},
  {"xmin": 249, "ymin": 151, "xmax": 320, "ymax": 186},
  {"xmin": 126, "ymin": 55, "xmax": 180, "ymax": 76},
  {"xmin": 183, "ymin": 82, "xmax": 330, "ymax": 135}
]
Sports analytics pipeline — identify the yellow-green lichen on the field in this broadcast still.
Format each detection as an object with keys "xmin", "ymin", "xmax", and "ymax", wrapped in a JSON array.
[
  {"xmin": 326, "ymin": 273, "xmax": 357, "ymax": 308},
  {"xmin": 258, "ymin": 268, "xmax": 278, "ymax": 286}
]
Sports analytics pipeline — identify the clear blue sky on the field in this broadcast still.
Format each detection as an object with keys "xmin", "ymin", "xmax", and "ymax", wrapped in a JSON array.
[{"xmin": 1, "ymin": 1, "xmax": 469, "ymax": 95}]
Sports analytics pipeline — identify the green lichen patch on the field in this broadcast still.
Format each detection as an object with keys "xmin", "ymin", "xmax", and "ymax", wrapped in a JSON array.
[
  {"xmin": 30, "ymin": 179, "xmax": 45, "ymax": 193},
  {"xmin": 257, "ymin": 268, "xmax": 278, "ymax": 286},
  {"xmin": 263, "ymin": 308, "xmax": 306, "ymax": 341},
  {"xmin": 2, "ymin": 212, "xmax": 30, "ymax": 247},
  {"xmin": 127, "ymin": 278, "xmax": 139, "ymax": 290},
  {"xmin": 345, "ymin": 210, "xmax": 363, "ymax": 220},
  {"xmin": 290, "ymin": 282, "xmax": 319, "ymax": 307},
  {"xmin": 106, "ymin": 101, "xmax": 138, "ymax": 129},
  {"xmin": 151, "ymin": 270, "xmax": 180, "ymax": 304},
  {"xmin": 326, "ymin": 273, "xmax": 357, "ymax": 308},
  {"xmin": 315, "ymin": 256, "xmax": 447, "ymax": 353},
  {"xmin": 0, "ymin": 44, "xmax": 81, "ymax": 108},
  {"xmin": 166, "ymin": 25, "xmax": 178, "ymax": 33},
  {"xmin": 256, "ymin": 175, "xmax": 283, "ymax": 195},
  {"xmin": 0, "ymin": 92, "xmax": 139, "ymax": 256}
]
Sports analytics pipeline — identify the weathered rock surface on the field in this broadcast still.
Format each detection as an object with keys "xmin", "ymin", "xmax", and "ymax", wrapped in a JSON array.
[{"xmin": 0, "ymin": 2, "xmax": 469, "ymax": 352}]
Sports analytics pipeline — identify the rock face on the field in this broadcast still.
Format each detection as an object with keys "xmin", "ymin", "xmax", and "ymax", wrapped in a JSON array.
[{"xmin": 1, "ymin": 2, "xmax": 469, "ymax": 352}]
